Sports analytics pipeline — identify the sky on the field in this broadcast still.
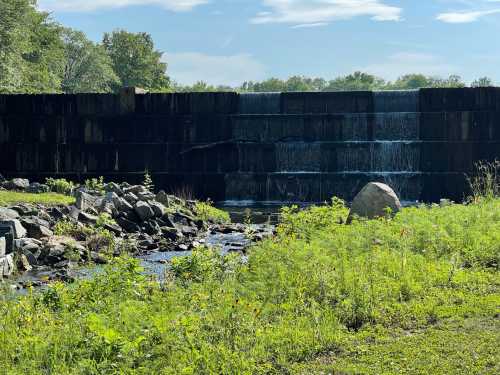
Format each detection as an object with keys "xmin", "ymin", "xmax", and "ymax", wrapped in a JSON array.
[{"xmin": 37, "ymin": 0, "xmax": 500, "ymax": 86}]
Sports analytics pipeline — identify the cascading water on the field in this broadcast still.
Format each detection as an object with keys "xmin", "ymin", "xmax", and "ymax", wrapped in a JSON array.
[{"xmin": 224, "ymin": 91, "xmax": 423, "ymax": 204}]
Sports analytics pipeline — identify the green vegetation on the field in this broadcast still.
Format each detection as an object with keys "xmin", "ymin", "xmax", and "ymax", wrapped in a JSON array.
[
  {"xmin": 0, "ymin": 191, "xmax": 74, "ymax": 206},
  {"xmin": 142, "ymin": 170, "xmax": 154, "ymax": 192},
  {"xmin": 45, "ymin": 177, "xmax": 75, "ymax": 195},
  {"xmin": 84, "ymin": 176, "xmax": 105, "ymax": 194},
  {"xmin": 0, "ymin": 196, "xmax": 498, "ymax": 374},
  {"xmin": 53, "ymin": 213, "xmax": 117, "ymax": 257},
  {"xmin": 0, "ymin": 0, "xmax": 169, "ymax": 94},
  {"xmin": 195, "ymin": 200, "xmax": 231, "ymax": 224}
]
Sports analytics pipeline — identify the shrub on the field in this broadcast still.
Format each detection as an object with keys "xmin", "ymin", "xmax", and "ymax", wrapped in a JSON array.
[
  {"xmin": 84, "ymin": 176, "xmax": 105, "ymax": 194},
  {"xmin": 195, "ymin": 200, "xmax": 231, "ymax": 223},
  {"xmin": 45, "ymin": 178, "xmax": 75, "ymax": 195}
]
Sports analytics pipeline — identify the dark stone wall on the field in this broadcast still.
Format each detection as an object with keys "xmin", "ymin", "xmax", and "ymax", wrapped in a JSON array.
[{"xmin": 0, "ymin": 88, "xmax": 498, "ymax": 203}]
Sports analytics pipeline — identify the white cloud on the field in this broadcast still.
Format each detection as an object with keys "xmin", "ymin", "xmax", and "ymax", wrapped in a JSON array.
[
  {"xmin": 164, "ymin": 52, "xmax": 267, "ymax": 86},
  {"xmin": 436, "ymin": 8, "xmax": 500, "ymax": 23},
  {"xmin": 360, "ymin": 52, "xmax": 458, "ymax": 81},
  {"xmin": 291, "ymin": 22, "xmax": 328, "ymax": 28},
  {"xmin": 38, "ymin": 0, "xmax": 209, "ymax": 12},
  {"xmin": 251, "ymin": 0, "xmax": 402, "ymax": 26}
]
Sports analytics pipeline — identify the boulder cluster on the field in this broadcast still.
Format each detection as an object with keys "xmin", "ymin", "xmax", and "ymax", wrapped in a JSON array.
[{"xmin": 0, "ymin": 177, "xmax": 229, "ymax": 282}]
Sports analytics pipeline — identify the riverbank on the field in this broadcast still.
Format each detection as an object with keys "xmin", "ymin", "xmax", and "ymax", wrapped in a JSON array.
[
  {"xmin": 0, "ymin": 196, "xmax": 498, "ymax": 373},
  {"xmin": 0, "ymin": 178, "xmax": 274, "ymax": 288}
]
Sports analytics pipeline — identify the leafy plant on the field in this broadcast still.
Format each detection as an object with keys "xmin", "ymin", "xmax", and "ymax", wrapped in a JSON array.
[
  {"xmin": 143, "ymin": 170, "xmax": 154, "ymax": 192},
  {"xmin": 45, "ymin": 178, "xmax": 75, "ymax": 195},
  {"xmin": 84, "ymin": 176, "xmax": 105, "ymax": 193},
  {"xmin": 195, "ymin": 199, "xmax": 230, "ymax": 224}
]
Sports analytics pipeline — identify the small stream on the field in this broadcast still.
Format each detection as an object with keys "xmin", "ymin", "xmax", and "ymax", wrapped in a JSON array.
[{"xmin": 5, "ymin": 221, "xmax": 275, "ymax": 292}]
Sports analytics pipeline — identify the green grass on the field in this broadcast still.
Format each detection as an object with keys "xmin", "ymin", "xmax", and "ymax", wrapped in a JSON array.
[
  {"xmin": 195, "ymin": 201, "xmax": 231, "ymax": 223},
  {"xmin": 0, "ymin": 191, "xmax": 75, "ymax": 206},
  {"xmin": 0, "ymin": 199, "xmax": 498, "ymax": 374}
]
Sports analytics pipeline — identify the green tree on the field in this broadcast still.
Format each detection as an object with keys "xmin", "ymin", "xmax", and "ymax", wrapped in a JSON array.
[
  {"xmin": 433, "ymin": 74, "xmax": 465, "ymax": 88},
  {"xmin": 324, "ymin": 71, "xmax": 385, "ymax": 91},
  {"xmin": 471, "ymin": 77, "xmax": 494, "ymax": 87},
  {"xmin": 389, "ymin": 74, "xmax": 435, "ymax": 89},
  {"xmin": 61, "ymin": 29, "xmax": 120, "ymax": 93},
  {"xmin": 102, "ymin": 30, "xmax": 170, "ymax": 91},
  {"xmin": 0, "ymin": 0, "xmax": 64, "ymax": 93}
]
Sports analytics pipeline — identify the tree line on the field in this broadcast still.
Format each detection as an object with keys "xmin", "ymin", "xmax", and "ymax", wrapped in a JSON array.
[
  {"xmin": 0, "ymin": 0, "xmax": 496, "ymax": 94},
  {"xmin": 179, "ymin": 73, "xmax": 495, "ymax": 93}
]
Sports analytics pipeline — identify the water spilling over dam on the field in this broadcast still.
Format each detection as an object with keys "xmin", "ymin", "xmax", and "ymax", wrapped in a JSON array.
[{"xmin": 0, "ymin": 88, "xmax": 498, "ymax": 204}]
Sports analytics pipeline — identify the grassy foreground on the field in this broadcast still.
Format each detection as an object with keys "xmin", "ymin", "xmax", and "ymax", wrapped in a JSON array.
[
  {"xmin": 0, "ymin": 191, "xmax": 75, "ymax": 206},
  {"xmin": 0, "ymin": 199, "xmax": 499, "ymax": 374}
]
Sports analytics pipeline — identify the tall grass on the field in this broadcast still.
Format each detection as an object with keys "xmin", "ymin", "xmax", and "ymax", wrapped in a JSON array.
[
  {"xmin": 0, "ymin": 199, "xmax": 498, "ymax": 374},
  {"xmin": 467, "ymin": 159, "xmax": 500, "ymax": 202}
]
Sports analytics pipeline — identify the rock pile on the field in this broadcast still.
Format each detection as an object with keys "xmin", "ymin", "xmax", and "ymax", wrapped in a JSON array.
[{"xmin": 0, "ymin": 178, "xmax": 274, "ymax": 283}]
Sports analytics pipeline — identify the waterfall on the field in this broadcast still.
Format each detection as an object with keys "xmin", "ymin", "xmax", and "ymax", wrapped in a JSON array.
[
  {"xmin": 275, "ymin": 142, "xmax": 321, "ymax": 172},
  {"xmin": 239, "ymin": 93, "xmax": 281, "ymax": 114},
  {"xmin": 225, "ymin": 90, "xmax": 423, "ymax": 204}
]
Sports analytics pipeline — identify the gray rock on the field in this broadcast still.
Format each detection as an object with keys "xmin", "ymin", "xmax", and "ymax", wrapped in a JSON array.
[
  {"xmin": 137, "ymin": 191, "xmax": 155, "ymax": 202},
  {"xmin": 0, "ymin": 237, "xmax": 5, "ymax": 257},
  {"xmin": 4, "ymin": 178, "xmax": 30, "ymax": 191},
  {"xmin": 114, "ymin": 196, "xmax": 133, "ymax": 212},
  {"xmin": 0, "ymin": 219, "xmax": 27, "ymax": 239},
  {"xmin": 155, "ymin": 190, "xmax": 170, "ymax": 206},
  {"xmin": 104, "ymin": 182, "xmax": 123, "ymax": 196},
  {"xmin": 100, "ymin": 201, "xmax": 117, "ymax": 217},
  {"xmin": 21, "ymin": 217, "xmax": 53, "ymax": 239},
  {"xmin": 134, "ymin": 201, "xmax": 154, "ymax": 221},
  {"xmin": 9, "ymin": 204, "xmax": 37, "ymax": 217},
  {"xmin": 0, "ymin": 207, "xmax": 20, "ymax": 220},
  {"xmin": 0, "ymin": 254, "xmax": 15, "ymax": 277},
  {"xmin": 116, "ymin": 217, "xmax": 140, "ymax": 233},
  {"xmin": 78, "ymin": 212, "xmax": 98, "ymax": 225},
  {"xmin": 21, "ymin": 249, "xmax": 38, "ymax": 266},
  {"xmin": 68, "ymin": 206, "xmax": 81, "ymax": 221},
  {"xmin": 124, "ymin": 185, "xmax": 146, "ymax": 195},
  {"xmin": 103, "ymin": 222, "xmax": 122, "ymax": 235},
  {"xmin": 141, "ymin": 220, "xmax": 160, "ymax": 235},
  {"xmin": 161, "ymin": 226, "xmax": 182, "ymax": 241},
  {"xmin": 124, "ymin": 192, "xmax": 139, "ymax": 205},
  {"xmin": 347, "ymin": 182, "xmax": 401, "ymax": 223},
  {"xmin": 150, "ymin": 201, "xmax": 167, "ymax": 217},
  {"xmin": 76, "ymin": 190, "xmax": 100, "ymax": 211},
  {"xmin": 18, "ymin": 254, "xmax": 32, "ymax": 272},
  {"xmin": 27, "ymin": 182, "xmax": 50, "ymax": 194}
]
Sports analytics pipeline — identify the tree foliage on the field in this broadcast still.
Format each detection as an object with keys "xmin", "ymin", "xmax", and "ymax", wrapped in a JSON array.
[
  {"xmin": 103, "ymin": 30, "xmax": 170, "ymax": 91},
  {"xmin": 61, "ymin": 29, "xmax": 120, "ymax": 93},
  {"xmin": 0, "ymin": 0, "xmax": 64, "ymax": 93}
]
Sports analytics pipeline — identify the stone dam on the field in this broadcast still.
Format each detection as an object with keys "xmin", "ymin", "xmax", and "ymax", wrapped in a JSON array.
[{"xmin": 0, "ymin": 88, "xmax": 499, "ymax": 204}]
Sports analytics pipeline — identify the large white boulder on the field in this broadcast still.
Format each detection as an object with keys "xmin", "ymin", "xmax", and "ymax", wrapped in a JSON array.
[{"xmin": 347, "ymin": 182, "xmax": 401, "ymax": 223}]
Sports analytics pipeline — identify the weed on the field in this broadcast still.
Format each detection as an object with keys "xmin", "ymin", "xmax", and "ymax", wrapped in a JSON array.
[
  {"xmin": 195, "ymin": 200, "xmax": 230, "ymax": 223},
  {"xmin": 143, "ymin": 170, "xmax": 154, "ymax": 192},
  {"xmin": 45, "ymin": 178, "xmax": 75, "ymax": 195},
  {"xmin": 84, "ymin": 176, "xmax": 105, "ymax": 194},
  {"xmin": 467, "ymin": 159, "xmax": 500, "ymax": 202}
]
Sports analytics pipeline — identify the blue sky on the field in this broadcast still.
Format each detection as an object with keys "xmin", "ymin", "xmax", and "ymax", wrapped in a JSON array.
[{"xmin": 38, "ymin": 0, "xmax": 500, "ymax": 86}]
